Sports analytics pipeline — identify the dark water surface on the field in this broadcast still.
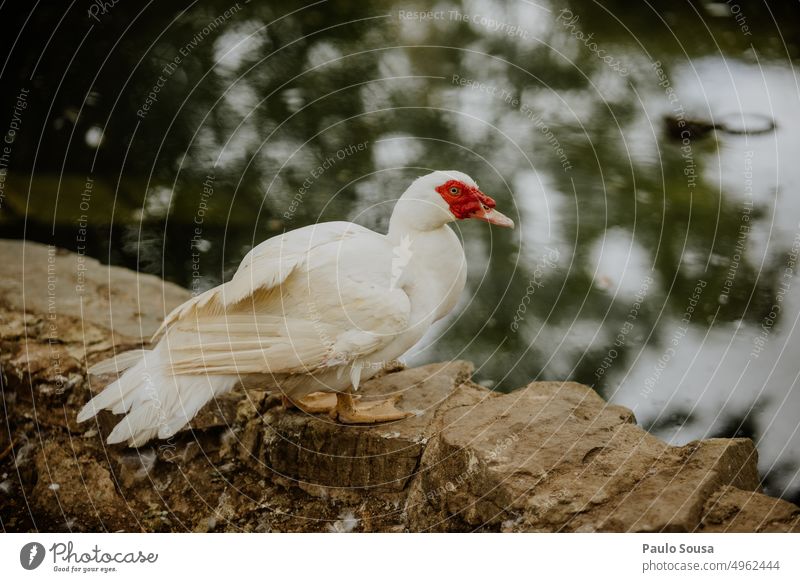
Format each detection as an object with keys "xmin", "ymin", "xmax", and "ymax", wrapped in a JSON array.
[{"xmin": 1, "ymin": 0, "xmax": 799, "ymax": 501}]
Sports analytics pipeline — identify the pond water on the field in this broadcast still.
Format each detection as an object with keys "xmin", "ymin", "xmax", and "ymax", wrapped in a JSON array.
[{"xmin": 2, "ymin": 0, "xmax": 799, "ymax": 502}]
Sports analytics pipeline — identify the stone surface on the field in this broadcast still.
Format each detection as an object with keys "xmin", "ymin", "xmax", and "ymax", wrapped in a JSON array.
[
  {"xmin": 701, "ymin": 486, "xmax": 800, "ymax": 533},
  {"xmin": 260, "ymin": 361, "xmax": 474, "ymax": 495},
  {"xmin": 31, "ymin": 442, "xmax": 126, "ymax": 530},
  {"xmin": 1, "ymin": 240, "xmax": 798, "ymax": 532},
  {"xmin": 405, "ymin": 380, "xmax": 767, "ymax": 532},
  {"xmin": 0, "ymin": 239, "xmax": 190, "ymax": 342}
]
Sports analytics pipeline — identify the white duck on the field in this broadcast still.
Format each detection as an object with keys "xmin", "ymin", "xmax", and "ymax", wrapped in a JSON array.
[{"xmin": 78, "ymin": 170, "xmax": 514, "ymax": 446}]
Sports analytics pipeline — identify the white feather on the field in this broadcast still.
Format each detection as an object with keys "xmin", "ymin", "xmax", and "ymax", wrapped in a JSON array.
[{"xmin": 87, "ymin": 349, "xmax": 148, "ymax": 376}]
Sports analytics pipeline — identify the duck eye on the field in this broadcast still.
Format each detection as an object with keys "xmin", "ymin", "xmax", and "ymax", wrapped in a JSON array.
[{"xmin": 449, "ymin": 186, "xmax": 460, "ymax": 195}]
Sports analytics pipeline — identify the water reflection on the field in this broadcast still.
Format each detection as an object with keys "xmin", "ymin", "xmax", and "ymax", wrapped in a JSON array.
[{"xmin": 2, "ymin": 0, "xmax": 798, "ymax": 501}]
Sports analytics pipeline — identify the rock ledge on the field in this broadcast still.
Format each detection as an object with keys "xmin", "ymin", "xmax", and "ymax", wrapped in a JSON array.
[{"xmin": 1, "ymin": 240, "xmax": 798, "ymax": 532}]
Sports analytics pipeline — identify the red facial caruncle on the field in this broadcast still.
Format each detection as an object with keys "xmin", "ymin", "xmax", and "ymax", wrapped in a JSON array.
[{"xmin": 435, "ymin": 179, "xmax": 514, "ymax": 228}]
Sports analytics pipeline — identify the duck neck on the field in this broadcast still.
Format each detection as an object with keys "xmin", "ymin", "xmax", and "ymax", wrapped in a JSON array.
[{"xmin": 387, "ymin": 198, "xmax": 453, "ymax": 243}]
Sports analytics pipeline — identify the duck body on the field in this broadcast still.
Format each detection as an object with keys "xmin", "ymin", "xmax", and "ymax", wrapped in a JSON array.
[{"xmin": 78, "ymin": 170, "xmax": 512, "ymax": 446}]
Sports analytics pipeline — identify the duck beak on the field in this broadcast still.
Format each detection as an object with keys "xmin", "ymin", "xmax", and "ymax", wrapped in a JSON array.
[{"xmin": 473, "ymin": 206, "xmax": 515, "ymax": 228}]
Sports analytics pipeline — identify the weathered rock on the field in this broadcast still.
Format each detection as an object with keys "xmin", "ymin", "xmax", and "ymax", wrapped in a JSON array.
[
  {"xmin": 2, "ymin": 240, "xmax": 798, "ymax": 533},
  {"xmin": 31, "ymin": 442, "xmax": 126, "ymax": 530},
  {"xmin": 404, "ymin": 380, "xmax": 771, "ymax": 532},
  {"xmin": 701, "ymin": 486, "xmax": 800, "ymax": 532},
  {"xmin": 0, "ymin": 239, "xmax": 190, "ymax": 342},
  {"xmin": 257, "ymin": 368, "xmax": 797, "ymax": 532},
  {"xmin": 260, "ymin": 361, "xmax": 474, "ymax": 495}
]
